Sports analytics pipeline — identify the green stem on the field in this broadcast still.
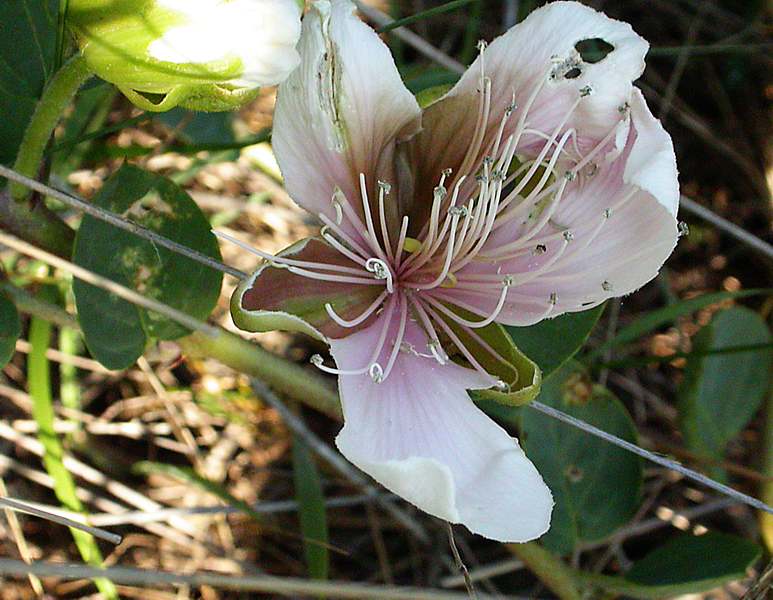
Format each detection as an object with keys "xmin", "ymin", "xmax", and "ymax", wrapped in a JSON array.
[
  {"xmin": 179, "ymin": 330, "xmax": 342, "ymax": 420},
  {"xmin": 760, "ymin": 380, "xmax": 773, "ymax": 553},
  {"xmin": 508, "ymin": 543, "xmax": 582, "ymax": 600},
  {"xmin": 11, "ymin": 54, "xmax": 91, "ymax": 202}
]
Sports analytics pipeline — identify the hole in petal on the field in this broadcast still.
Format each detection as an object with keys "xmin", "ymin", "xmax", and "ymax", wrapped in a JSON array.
[
  {"xmin": 564, "ymin": 67, "xmax": 582, "ymax": 79},
  {"xmin": 575, "ymin": 38, "xmax": 615, "ymax": 64}
]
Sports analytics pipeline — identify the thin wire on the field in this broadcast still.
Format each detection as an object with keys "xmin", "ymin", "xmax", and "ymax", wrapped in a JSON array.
[
  {"xmin": 0, "ymin": 559, "xmax": 525, "ymax": 599},
  {"xmin": 680, "ymin": 195, "xmax": 773, "ymax": 261},
  {"xmin": 529, "ymin": 400, "xmax": 773, "ymax": 515},
  {"xmin": 0, "ymin": 232, "xmax": 220, "ymax": 338},
  {"xmin": 0, "ymin": 165, "xmax": 247, "ymax": 279},
  {"xmin": 0, "ymin": 497, "xmax": 122, "ymax": 544}
]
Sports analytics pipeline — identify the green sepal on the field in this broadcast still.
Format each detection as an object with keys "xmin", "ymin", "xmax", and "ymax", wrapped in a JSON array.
[{"xmin": 442, "ymin": 309, "xmax": 541, "ymax": 405}]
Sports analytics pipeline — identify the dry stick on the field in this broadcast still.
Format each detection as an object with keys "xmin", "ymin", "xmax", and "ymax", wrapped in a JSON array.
[
  {"xmin": 0, "ymin": 559, "xmax": 525, "ymax": 600},
  {"xmin": 0, "ymin": 421, "xmax": 202, "ymax": 538},
  {"xmin": 251, "ymin": 379, "xmax": 430, "ymax": 543},
  {"xmin": 529, "ymin": 401, "xmax": 773, "ymax": 515},
  {"xmin": 0, "ymin": 164, "xmax": 246, "ymax": 280},
  {"xmin": 0, "ymin": 232, "xmax": 219, "ymax": 338},
  {"xmin": 0, "ymin": 497, "xmax": 122, "ymax": 544},
  {"xmin": 0, "ymin": 479, "xmax": 45, "ymax": 597},
  {"xmin": 86, "ymin": 493, "xmax": 394, "ymax": 527},
  {"xmin": 353, "ymin": 1, "xmax": 466, "ymax": 74},
  {"xmin": 0, "ymin": 453, "xmax": 200, "ymax": 549}
]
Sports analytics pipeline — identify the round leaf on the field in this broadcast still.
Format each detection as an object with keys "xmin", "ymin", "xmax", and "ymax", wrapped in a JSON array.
[
  {"xmin": 521, "ymin": 361, "xmax": 642, "ymax": 554},
  {"xmin": 73, "ymin": 165, "xmax": 222, "ymax": 369}
]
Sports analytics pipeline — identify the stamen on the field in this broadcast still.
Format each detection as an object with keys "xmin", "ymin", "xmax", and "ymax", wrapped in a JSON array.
[
  {"xmin": 409, "ymin": 296, "xmax": 449, "ymax": 366},
  {"xmin": 331, "ymin": 189, "xmax": 345, "ymax": 224},
  {"xmin": 359, "ymin": 173, "xmax": 390, "ymax": 261},
  {"xmin": 424, "ymin": 282, "xmax": 510, "ymax": 329},
  {"xmin": 379, "ymin": 295, "xmax": 408, "ymax": 382},
  {"xmin": 365, "ymin": 257, "xmax": 394, "ymax": 293},
  {"xmin": 369, "ymin": 363, "xmax": 384, "ymax": 383},
  {"xmin": 377, "ymin": 180, "xmax": 393, "ymax": 262},
  {"xmin": 324, "ymin": 291, "xmax": 388, "ymax": 328}
]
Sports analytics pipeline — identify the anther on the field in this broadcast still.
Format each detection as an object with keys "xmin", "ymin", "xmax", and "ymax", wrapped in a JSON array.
[
  {"xmin": 618, "ymin": 102, "xmax": 630, "ymax": 115},
  {"xmin": 365, "ymin": 258, "xmax": 394, "ymax": 293},
  {"xmin": 378, "ymin": 180, "xmax": 392, "ymax": 195},
  {"xmin": 549, "ymin": 292, "xmax": 558, "ymax": 305},
  {"xmin": 678, "ymin": 221, "xmax": 690, "ymax": 238},
  {"xmin": 579, "ymin": 85, "xmax": 594, "ymax": 97},
  {"xmin": 369, "ymin": 363, "xmax": 384, "ymax": 383},
  {"xmin": 534, "ymin": 244, "xmax": 547, "ymax": 255},
  {"xmin": 483, "ymin": 156, "xmax": 494, "ymax": 166},
  {"xmin": 449, "ymin": 206, "xmax": 469, "ymax": 217},
  {"xmin": 427, "ymin": 340, "xmax": 449, "ymax": 365},
  {"xmin": 441, "ymin": 168, "xmax": 453, "ymax": 177},
  {"xmin": 562, "ymin": 230, "xmax": 575, "ymax": 242},
  {"xmin": 601, "ymin": 280, "xmax": 612, "ymax": 291},
  {"xmin": 503, "ymin": 275, "xmax": 515, "ymax": 287},
  {"xmin": 331, "ymin": 192, "xmax": 344, "ymax": 225},
  {"xmin": 604, "ymin": 207, "xmax": 612, "ymax": 219},
  {"xmin": 564, "ymin": 170, "xmax": 577, "ymax": 181},
  {"xmin": 433, "ymin": 185, "xmax": 448, "ymax": 200},
  {"xmin": 587, "ymin": 163, "xmax": 599, "ymax": 177},
  {"xmin": 494, "ymin": 380, "xmax": 511, "ymax": 393},
  {"xmin": 477, "ymin": 39, "xmax": 488, "ymax": 52},
  {"xmin": 310, "ymin": 354, "xmax": 324, "ymax": 367}
]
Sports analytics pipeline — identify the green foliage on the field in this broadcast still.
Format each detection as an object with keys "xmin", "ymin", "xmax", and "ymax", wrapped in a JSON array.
[
  {"xmin": 580, "ymin": 532, "xmax": 762, "ymax": 598},
  {"xmin": 0, "ymin": 0, "xmax": 59, "ymax": 166},
  {"xmin": 678, "ymin": 307, "xmax": 773, "ymax": 468},
  {"xmin": 73, "ymin": 164, "xmax": 222, "ymax": 369},
  {"xmin": 521, "ymin": 362, "xmax": 642, "ymax": 554},
  {"xmin": 0, "ymin": 292, "xmax": 21, "ymax": 367},
  {"xmin": 293, "ymin": 437, "xmax": 330, "ymax": 581},
  {"xmin": 587, "ymin": 289, "xmax": 772, "ymax": 361},
  {"xmin": 28, "ymin": 295, "xmax": 117, "ymax": 598},
  {"xmin": 157, "ymin": 109, "xmax": 237, "ymax": 146},
  {"xmin": 507, "ymin": 305, "xmax": 605, "ymax": 378}
]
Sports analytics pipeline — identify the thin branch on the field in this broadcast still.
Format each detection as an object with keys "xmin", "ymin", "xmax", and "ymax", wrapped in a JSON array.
[
  {"xmin": 680, "ymin": 195, "xmax": 773, "ymax": 261},
  {"xmin": 529, "ymin": 401, "xmax": 773, "ymax": 515},
  {"xmin": 0, "ymin": 497, "xmax": 122, "ymax": 544},
  {"xmin": 0, "ymin": 232, "xmax": 220, "ymax": 338},
  {"xmin": 0, "ymin": 559, "xmax": 525, "ymax": 600},
  {"xmin": 353, "ymin": 1, "xmax": 466, "ymax": 74},
  {"xmin": 0, "ymin": 164, "xmax": 246, "ymax": 279}
]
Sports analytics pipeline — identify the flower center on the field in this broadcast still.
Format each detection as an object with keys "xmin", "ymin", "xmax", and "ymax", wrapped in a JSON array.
[{"xmin": 224, "ymin": 49, "xmax": 635, "ymax": 386}]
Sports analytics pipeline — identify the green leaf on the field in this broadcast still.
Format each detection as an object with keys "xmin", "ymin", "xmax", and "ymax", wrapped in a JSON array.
[
  {"xmin": 678, "ymin": 307, "xmax": 773, "ymax": 468},
  {"xmin": 73, "ymin": 164, "xmax": 223, "ymax": 369},
  {"xmin": 0, "ymin": 0, "xmax": 59, "ymax": 166},
  {"xmin": 580, "ymin": 533, "xmax": 762, "ymax": 599},
  {"xmin": 157, "ymin": 109, "xmax": 236, "ymax": 146},
  {"xmin": 28, "ymin": 292, "xmax": 117, "ymax": 598},
  {"xmin": 521, "ymin": 362, "xmax": 642, "ymax": 554},
  {"xmin": 587, "ymin": 288, "xmax": 773, "ymax": 361},
  {"xmin": 506, "ymin": 304, "xmax": 605, "ymax": 378},
  {"xmin": 292, "ymin": 437, "xmax": 329, "ymax": 581},
  {"xmin": 0, "ymin": 292, "xmax": 21, "ymax": 367}
]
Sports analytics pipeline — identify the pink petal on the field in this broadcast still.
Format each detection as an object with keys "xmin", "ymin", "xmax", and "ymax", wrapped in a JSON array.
[
  {"xmin": 272, "ymin": 0, "xmax": 421, "ymax": 239},
  {"xmin": 330, "ymin": 316, "xmax": 553, "ymax": 542},
  {"xmin": 448, "ymin": 88, "xmax": 679, "ymax": 326},
  {"xmin": 404, "ymin": 0, "xmax": 649, "ymax": 206}
]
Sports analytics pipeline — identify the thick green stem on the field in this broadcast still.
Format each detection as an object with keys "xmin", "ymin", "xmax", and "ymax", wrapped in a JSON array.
[
  {"xmin": 508, "ymin": 543, "xmax": 582, "ymax": 600},
  {"xmin": 179, "ymin": 331, "xmax": 342, "ymax": 419},
  {"xmin": 10, "ymin": 55, "xmax": 91, "ymax": 202}
]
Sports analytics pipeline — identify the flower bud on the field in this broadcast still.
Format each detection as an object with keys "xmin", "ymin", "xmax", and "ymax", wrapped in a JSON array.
[{"xmin": 67, "ymin": 0, "xmax": 303, "ymax": 112}]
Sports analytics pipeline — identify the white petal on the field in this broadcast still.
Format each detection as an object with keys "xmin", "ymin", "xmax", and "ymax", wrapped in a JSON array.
[
  {"xmin": 273, "ymin": 0, "xmax": 421, "ymax": 236},
  {"xmin": 330, "ymin": 316, "xmax": 553, "ymax": 542},
  {"xmin": 149, "ymin": 0, "xmax": 302, "ymax": 87}
]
